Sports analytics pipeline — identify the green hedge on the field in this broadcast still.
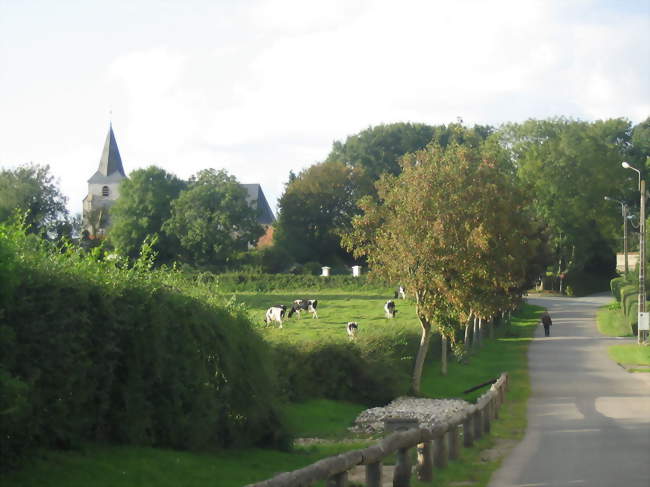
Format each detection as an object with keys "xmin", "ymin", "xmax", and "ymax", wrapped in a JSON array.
[
  {"xmin": 0, "ymin": 224, "xmax": 287, "ymax": 470},
  {"xmin": 564, "ymin": 270, "xmax": 614, "ymax": 297},
  {"xmin": 272, "ymin": 328, "xmax": 418, "ymax": 405},
  {"xmin": 610, "ymin": 277, "xmax": 627, "ymax": 301},
  {"xmin": 193, "ymin": 272, "xmax": 388, "ymax": 293}
]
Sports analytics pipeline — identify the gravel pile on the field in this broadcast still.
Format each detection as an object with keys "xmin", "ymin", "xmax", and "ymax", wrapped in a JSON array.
[{"xmin": 349, "ymin": 396, "xmax": 471, "ymax": 435}]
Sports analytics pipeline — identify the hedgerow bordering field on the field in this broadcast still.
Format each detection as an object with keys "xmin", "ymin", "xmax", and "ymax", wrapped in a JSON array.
[{"xmin": 0, "ymin": 223, "xmax": 288, "ymax": 470}]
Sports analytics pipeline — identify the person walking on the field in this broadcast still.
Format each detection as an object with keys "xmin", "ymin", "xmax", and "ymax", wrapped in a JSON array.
[{"xmin": 541, "ymin": 311, "xmax": 552, "ymax": 336}]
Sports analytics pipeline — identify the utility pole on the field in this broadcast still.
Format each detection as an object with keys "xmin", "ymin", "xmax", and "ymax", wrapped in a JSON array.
[
  {"xmin": 639, "ymin": 176, "xmax": 646, "ymax": 343},
  {"xmin": 622, "ymin": 161, "xmax": 647, "ymax": 344}
]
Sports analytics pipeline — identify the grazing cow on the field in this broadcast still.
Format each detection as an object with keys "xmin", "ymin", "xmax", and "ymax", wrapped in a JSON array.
[
  {"xmin": 393, "ymin": 285, "xmax": 406, "ymax": 299},
  {"xmin": 347, "ymin": 322, "xmax": 359, "ymax": 338},
  {"xmin": 289, "ymin": 299, "xmax": 319, "ymax": 319},
  {"xmin": 265, "ymin": 305, "xmax": 287, "ymax": 328},
  {"xmin": 384, "ymin": 300, "xmax": 397, "ymax": 318}
]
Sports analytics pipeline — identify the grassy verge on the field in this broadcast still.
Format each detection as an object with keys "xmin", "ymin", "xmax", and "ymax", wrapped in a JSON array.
[
  {"xmin": 596, "ymin": 301, "xmax": 633, "ymax": 337},
  {"xmin": 608, "ymin": 344, "xmax": 650, "ymax": 373},
  {"xmin": 413, "ymin": 303, "xmax": 542, "ymax": 487},
  {"xmin": 1, "ymin": 303, "xmax": 542, "ymax": 487}
]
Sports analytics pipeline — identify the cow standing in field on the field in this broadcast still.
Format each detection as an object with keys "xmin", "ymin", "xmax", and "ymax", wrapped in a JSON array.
[
  {"xmin": 289, "ymin": 299, "xmax": 319, "ymax": 319},
  {"xmin": 265, "ymin": 305, "xmax": 287, "ymax": 328},
  {"xmin": 347, "ymin": 322, "xmax": 359, "ymax": 338},
  {"xmin": 384, "ymin": 300, "xmax": 397, "ymax": 318}
]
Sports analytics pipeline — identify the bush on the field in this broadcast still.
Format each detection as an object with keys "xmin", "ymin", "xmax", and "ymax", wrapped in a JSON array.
[
  {"xmin": 0, "ymin": 223, "xmax": 288, "ymax": 471},
  {"xmin": 610, "ymin": 277, "xmax": 627, "ymax": 301},
  {"xmin": 199, "ymin": 272, "xmax": 381, "ymax": 293},
  {"xmin": 564, "ymin": 270, "xmax": 614, "ymax": 297}
]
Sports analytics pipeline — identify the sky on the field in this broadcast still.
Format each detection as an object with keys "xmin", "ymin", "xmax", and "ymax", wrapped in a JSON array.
[{"xmin": 1, "ymin": 0, "xmax": 649, "ymax": 217}]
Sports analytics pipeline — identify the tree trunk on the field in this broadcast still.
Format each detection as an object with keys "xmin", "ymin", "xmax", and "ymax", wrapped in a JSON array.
[
  {"xmin": 472, "ymin": 316, "xmax": 479, "ymax": 350},
  {"xmin": 412, "ymin": 314, "xmax": 432, "ymax": 394},
  {"xmin": 464, "ymin": 322, "xmax": 471, "ymax": 346},
  {"xmin": 441, "ymin": 334, "xmax": 448, "ymax": 376},
  {"xmin": 489, "ymin": 316, "xmax": 495, "ymax": 340},
  {"xmin": 478, "ymin": 317, "xmax": 483, "ymax": 345}
]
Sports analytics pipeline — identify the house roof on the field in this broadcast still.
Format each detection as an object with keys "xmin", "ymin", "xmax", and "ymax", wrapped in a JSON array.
[
  {"xmin": 242, "ymin": 183, "xmax": 276, "ymax": 225},
  {"xmin": 88, "ymin": 124, "xmax": 126, "ymax": 184}
]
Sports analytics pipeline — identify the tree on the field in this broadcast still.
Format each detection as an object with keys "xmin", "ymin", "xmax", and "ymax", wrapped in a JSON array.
[
  {"xmin": 163, "ymin": 169, "xmax": 263, "ymax": 268},
  {"xmin": 344, "ymin": 141, "xmax": 535, "ymax": 391},
  {"xmin": 499, "ymin": 117, "xmax": 634, "ymax": 276},
  {"xmin": 109, "ymin": 166, "xmax": 186, "ymax": 262},
  {"xmin": 326, "ymin": 122, "xmax": 494, "ymax": 182},
  {"xmin": 0, "ymin": 163, "xmax": 68, "ymax": 236},
  {"xmin": 274, "ymin": 161, "xmax": 371, "ymax": 264}
]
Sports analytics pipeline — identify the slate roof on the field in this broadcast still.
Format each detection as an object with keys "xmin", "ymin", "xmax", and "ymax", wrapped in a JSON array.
[
  {"xmin": 242, "ymin": 183, "xmax": 276, "ymax": 225},
  {"xmin": 88, "ymin": 125, "xmax": 126, "ymax": 183}
]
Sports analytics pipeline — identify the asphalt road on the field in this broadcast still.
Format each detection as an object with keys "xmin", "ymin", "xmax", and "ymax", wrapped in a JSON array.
[{"xmin": 488, "ymin": 293, "xmax": 650, "ymax": 487}]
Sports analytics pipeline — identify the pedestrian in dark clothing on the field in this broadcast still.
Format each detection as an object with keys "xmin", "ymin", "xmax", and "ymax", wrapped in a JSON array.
[{"xmin": 541, "ymin": 311, "xmax": 552, "ymax": 336}]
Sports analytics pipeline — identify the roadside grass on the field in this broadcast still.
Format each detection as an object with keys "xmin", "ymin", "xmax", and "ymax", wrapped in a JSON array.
[
  {"xmin": 608, "ymin": 344, "xmax": 650, "ymax": 372},
  {"xmin": 596, "ymin": 301, "xmax": 633, "ymax": 337},
  {"xmin": 412, "ymin": 303, "xmax": 542, "ymax": 487},
  {"xmin": 1, "ymin": 293, "xmax": 541, "ymax": 487}
]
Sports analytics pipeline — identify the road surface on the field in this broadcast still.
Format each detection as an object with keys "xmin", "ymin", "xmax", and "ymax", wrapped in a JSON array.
[{"xmin": 488, "ymin": 293, "xmax": 650, "ymax": 487}]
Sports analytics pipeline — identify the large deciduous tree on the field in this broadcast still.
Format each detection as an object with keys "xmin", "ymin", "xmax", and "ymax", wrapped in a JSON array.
[
  {"xmin": 274, "ymin": 161, "xmax": 371, "ymax": 264},
  {"xmin": 109, "ymin": 166, "xmax": 186, "ymax": 262},
  {"xmin": 0, "ymin": 163, "xmax": 68, "ymax": 237},
  {"xmin": 499, "ymin": 117, "xmax": 634, "ymax": 275},
  {"xmin": 163, "ymin": 169, "xmax": 263, "ymax": 268},
  {"xmin": 343, "ymin": 141, "xmax": 539, "ymax": 391}
]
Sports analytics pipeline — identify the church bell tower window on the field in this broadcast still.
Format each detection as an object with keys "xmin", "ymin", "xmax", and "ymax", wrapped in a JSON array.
[{"xmin": 102, "ymin": 186, "xmax": 110, "ymax": 197}]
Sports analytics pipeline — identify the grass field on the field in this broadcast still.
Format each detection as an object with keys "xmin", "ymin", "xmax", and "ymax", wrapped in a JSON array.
[
  {"xmin": 1, "ymin": 290, "xmax": 542, "ymax": 487},
  {"xmin": 233, "ymin": 288, "xmax": 420, "ymax": 344},
  {"xmin": 596, "ymin": 301, "xmax": 633, "ymax": 337}
]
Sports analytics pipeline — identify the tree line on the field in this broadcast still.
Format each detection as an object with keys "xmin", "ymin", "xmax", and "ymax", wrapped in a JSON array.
[{"xmin": 1, "ymin": 116, "xmax": 648, "ymax": 278}]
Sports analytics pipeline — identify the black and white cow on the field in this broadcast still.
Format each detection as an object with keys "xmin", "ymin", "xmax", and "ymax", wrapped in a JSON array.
[
  {"xmin": 384, "ymin": 300, "xmax": 397, "ymax": 318},
  {"xmin": 265, "ymin": 305, "xmax": 287, "ymax": 328},
  {"xmin": 394, "ymin": 286, "xmax": 406, "ymax": 300},
  {"xmin": 346, "ymin": 322, "xmax": 359, "ymax": 338},
  {"xmin": 289, "ymin": 299, "xmax": 319, "ymax": 319}
]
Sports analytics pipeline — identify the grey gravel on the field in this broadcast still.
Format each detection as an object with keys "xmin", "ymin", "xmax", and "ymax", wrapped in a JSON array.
[{"xmin": 349, "ymin": 396, "xmax": 472, "ymax": 434}]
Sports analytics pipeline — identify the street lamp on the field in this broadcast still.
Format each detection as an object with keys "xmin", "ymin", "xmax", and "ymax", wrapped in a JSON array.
[
  {"xmin": 622, "ymin": 161, "xmax": 646, "ymax": 343},
  {"xmin": 604, "ymin": 196, "xmax": 629, "ymax": 274}
]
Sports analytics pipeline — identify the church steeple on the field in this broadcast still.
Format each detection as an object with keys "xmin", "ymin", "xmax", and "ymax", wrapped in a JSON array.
[{"xmin": 97, "ymin": 124, "xmax": 125, "ymax": 177}]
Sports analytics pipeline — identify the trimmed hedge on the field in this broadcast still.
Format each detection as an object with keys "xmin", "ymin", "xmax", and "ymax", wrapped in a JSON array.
[
  {"xmin": 192, "ymin": 271, "xmax": 387, "ymax": 293},
  {"xmin": 0, "ymin": 225, "xmax": 287, "ymax": 470}
]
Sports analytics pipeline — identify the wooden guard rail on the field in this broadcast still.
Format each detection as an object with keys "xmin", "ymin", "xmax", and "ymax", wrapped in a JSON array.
[{"xmin": 246, "ymin": 372, "xmax": 509, "ymax": 487}]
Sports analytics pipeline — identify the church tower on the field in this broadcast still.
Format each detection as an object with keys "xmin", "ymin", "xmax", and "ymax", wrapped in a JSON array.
[{"xmin": 83, "ymin": 124, "xmax": 127, "ymax": 237}]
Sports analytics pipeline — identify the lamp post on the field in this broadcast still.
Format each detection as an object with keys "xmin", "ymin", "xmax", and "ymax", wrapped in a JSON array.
[
  {"xmin": 604, "ymin": 196, "xmax": 629, "ymax": 274},
  {"xmin": 622, "ymin": 161, "xmax": 646, "ymax": 343}
]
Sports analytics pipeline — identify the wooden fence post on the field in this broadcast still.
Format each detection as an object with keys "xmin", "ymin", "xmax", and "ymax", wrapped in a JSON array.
[
  {"xmin": 433, "ymin": 432, "xmax": 448, "ymax": 469},
  {"xmin": 483, "ymin": 402, "xmax": 491, "ymax": 434},
  {"xmin": 448, "ymin": 424, "xmax": 460, "ymax": 460},
  {"xmin": 416, "ymin": 441, "xmax": 433, "ymax": 482},
  {"xmin": 463, "ymin": 414, "xmax": 474, "ymax": 447},
  {"xmin": 394, "ymin": 447, "xmax": 411, "ymax": 487},
  {"xmin": 473, "ymin": 409, "xmax": 483, "ymax": 440},
  {"xmin": 365, "ymin": 462, "xmax": 382, "ymax": 487},
  {"xmin": 326, "ymin": 471, "xmax": 348, "ymax": 487}
]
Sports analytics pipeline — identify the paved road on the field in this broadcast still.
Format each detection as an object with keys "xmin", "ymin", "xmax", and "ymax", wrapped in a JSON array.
[{"xmin": 488, "ymin": 293, "xmax": 650, "ymax": 487}]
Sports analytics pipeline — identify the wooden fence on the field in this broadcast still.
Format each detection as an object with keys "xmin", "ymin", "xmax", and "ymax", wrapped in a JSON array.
[{"xmin": 246, "ymin": 372, "xmax": 509, "ymax": 487}]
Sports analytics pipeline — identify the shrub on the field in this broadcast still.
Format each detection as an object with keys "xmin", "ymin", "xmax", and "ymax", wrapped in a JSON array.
[
  {"xmin": 610, "ymin": 277, "xmax": 627, "ymax": 301},
  {"xmin": 564, "ymin": 270, "xmax": 614, "ymax": 297},
  {"xmin": 0, "ymin": 223, "xmax": 288, "ymax": 470}
]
